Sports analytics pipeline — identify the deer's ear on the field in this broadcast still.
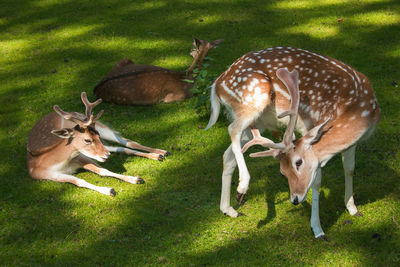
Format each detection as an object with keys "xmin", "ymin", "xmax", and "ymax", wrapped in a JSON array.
[
  {"xmin": 210, "ymin": 39, "xmax": 224, "ymax": 48},
  {"xmin": 51, "ymin": 128, "xmax": 74, "ymax": 139},
  {"xmin": 193, "ymin": 37, "xmax": 201, "ymax": 48},
  {"xmin": 304, "ymin": 119, "xmax": 330, "ymax": 146}
]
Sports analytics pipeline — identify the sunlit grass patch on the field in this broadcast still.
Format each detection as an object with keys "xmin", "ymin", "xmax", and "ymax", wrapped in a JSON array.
[
  {"xmin": 282, "ymin": 20, "xmax": 340, "ymax": 39},
  {"xmin": 350, "ymin": 10, "xmax": 400, "ymax": 26}
]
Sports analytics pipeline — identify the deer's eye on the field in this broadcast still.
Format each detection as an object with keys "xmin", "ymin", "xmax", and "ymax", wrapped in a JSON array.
[
  {"xmin": 295, "ymin": 159, "xmax": 303, "ymax": 170},
  {"xmin": 84, "ymin": 139, "xmax": 92, "ymax": 144}
]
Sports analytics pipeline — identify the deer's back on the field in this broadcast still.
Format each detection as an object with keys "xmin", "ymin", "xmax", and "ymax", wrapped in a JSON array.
[
  {"xmin": 215, "ymin": 47, "xmax": 380, "ymax": 133},
  {"xmin": 27, "ymin": 112, "xmax": 77, "ymax": 156},
  {"xmin": 94, "ymin": 58, "xmax": 192, "ymax": 105}
]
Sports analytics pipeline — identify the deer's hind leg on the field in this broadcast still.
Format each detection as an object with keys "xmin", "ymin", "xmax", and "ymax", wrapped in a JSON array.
[
  {"xmin": 342, "ymin": 145, "xmax": 361, "ymax": 216},
  {"xmin": 95, "ymin": 122, "xmax": 170, "ymax": 160}
]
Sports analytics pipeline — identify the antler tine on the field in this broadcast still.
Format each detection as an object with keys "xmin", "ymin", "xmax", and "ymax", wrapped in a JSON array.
[
  {"xmin": 249, "ymin": 149, "xmax": 281, "ymax": 158},
  {"xmin": 53, "ymin": 105, "xmax": 86, "ymax": 125},
  {"xmin": 93, "ymin": 109, "xmax": 104, "ymax": 122},
  {"xmin": 80, "ymin": 92, "xmax": 103, "ymax": 126},
  {"xmin": 276, "ymin": 68, "xmax": 300, "ymax": 152},
  {"xmin": 81, "ymin": 92, "xmax": 102, "ymax": 120},
  {"xmin": 242, "ymin": 128, "xmax": 285, "ymax": 154},
  {"xmin": 53, "ymin": 105, "xmax": 73, "ymax": 120}
]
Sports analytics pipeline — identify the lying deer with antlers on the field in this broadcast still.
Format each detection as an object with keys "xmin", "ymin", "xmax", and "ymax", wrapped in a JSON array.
[
  {"xmin": 93, "ymin": 38, "xmax": 223, "ymax": 105},
  {"xmin": 206, "ymin": 47, "xmax": 380, "ymax": 239},
  {"xmin": 27, "ymin": 92, "xmax": 169, "ymax": 196}
]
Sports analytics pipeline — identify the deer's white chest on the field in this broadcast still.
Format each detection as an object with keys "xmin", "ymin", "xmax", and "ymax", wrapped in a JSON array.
[{"xmin": 49, "ymin": 151, "xmax": 81, "ymax": 174}]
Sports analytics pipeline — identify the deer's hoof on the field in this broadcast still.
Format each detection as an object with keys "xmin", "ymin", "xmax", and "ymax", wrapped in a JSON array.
[
  {"xmin": 165, "ymin": 151, "xmax": 171, "ymax": 157},
  {"xmin": 110, "ymin": 189, "xmax": 116, "ymax": 197},
  {"xmin": 223, "ymin": 211, "xmax": 245, "ymax": 217},
  {"xmin": 355, "ymin": 211, "xmax": 364, "ymax": 217},
  {"xmin": 158, "ymin": 155, "xmax": 165, "ymax": 161},
  {"xmin": 137, "ymin": 178, "xmax": 145, "ymax": 184},
  {"xmin": 316, "ymin": 235, "xmax": 330, "ymax": 242},
  {"xmin": 236, "ymin": 191, "xmax": 246, "ymax": 205}
]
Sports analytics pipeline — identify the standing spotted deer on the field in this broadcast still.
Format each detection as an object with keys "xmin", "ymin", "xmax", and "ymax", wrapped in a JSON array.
[
  {"xmin": 27, "ymin": 92, "xmax": 169, "ymax": 196},
  {"xmin": 206, "ymin": 47, "xmax": 380, "ymax": 239},
  {"xmin": 94, "ymin": 38, "xmax": 223, "ymax": 105}
]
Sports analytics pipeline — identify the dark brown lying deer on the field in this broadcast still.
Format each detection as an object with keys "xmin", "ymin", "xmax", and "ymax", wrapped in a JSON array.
[
  {"xmin": 93, "ymin": 38, "xmax": 223, "ymax": 105},
  {"xmin": 27, "ymin": 92, "xmax": 170, "ymax": 196}
]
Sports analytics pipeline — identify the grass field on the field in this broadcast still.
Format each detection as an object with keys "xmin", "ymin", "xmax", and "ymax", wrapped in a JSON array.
[{"xmin": 1, "ymin": 0, "xmax": 399, "ymax": 265}]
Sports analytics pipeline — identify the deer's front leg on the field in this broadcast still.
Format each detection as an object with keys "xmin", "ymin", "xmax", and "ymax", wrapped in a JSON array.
[
  {"xmin": 230, "ymin": 126, "xmax": 251, "ymax": 205},
  {"xmin": 310, "ymin": 167, "xmax": 327, "ymax": 240},
  {"xmin": 220, "ymin": 145, "xmax": 240, "ymax": 217}
]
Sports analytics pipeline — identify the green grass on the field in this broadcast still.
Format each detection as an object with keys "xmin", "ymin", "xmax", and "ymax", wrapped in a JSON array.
[{"xmin": 1, "ymin": 0, "xmax": 399, "ymax": 265}]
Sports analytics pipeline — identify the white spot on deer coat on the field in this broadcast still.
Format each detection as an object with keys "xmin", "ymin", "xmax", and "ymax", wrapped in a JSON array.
[
  {"xmin": 245, "ymin": 95, "xmax": 253, "ymax": 102},
  {"xmin": 313, "ymin": 111, "xmax": 320, "ymax": 120},
  {"xmin": 361, "ymin": 110, "xmax": 370, "ymax": 117},
  {"xmin": 221, "ymin": 81, "xmax": 241, "ymax": 102}
]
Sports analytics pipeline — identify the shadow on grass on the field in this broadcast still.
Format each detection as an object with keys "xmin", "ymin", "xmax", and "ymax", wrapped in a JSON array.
[{"xmin": 1, "ymin": 0, "xmax": 400, "ymax": 265}]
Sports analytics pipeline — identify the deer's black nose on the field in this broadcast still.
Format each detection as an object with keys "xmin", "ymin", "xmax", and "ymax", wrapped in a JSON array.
[{"xmin": 292, "ymin": 196, "xmax": 299, "ymax": 205}]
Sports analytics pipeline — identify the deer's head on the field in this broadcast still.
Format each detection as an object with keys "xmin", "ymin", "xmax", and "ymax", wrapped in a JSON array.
[
  {"xmin": 187, "ymin": 38, "xmax": 224, "ymax": 73},
  {"xmin": 242, "ymin": 69, "xmax": 330, "ymax": 204},
  {"xmin": 51, "ymin": 92, "xmax": 110, "ymax": 162},
  {"xmin": 276, "ymin": 120, "xmax": 329, "ymax": 204}
]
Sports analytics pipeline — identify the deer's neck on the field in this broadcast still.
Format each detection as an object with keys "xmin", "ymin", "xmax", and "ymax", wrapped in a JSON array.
[
  {"xmin": 45, "ymin": 139, "xmax": 80, "ymax": 165},
  {"xmin": 311, "ymin": 118, "xmax": 368, "ymax": 167},
  {"xmin": 186, "ymin": 59, "xmax": 197, "ymax": 74},
  {"xmin": 186, "ymin": 53, "xmax": 206, "ymax": 75}
]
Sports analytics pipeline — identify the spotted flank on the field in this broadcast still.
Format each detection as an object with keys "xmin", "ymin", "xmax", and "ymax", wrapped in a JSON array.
[{"xmin": 212, "ymin": 46, "xmax": 379, "ymax": 128}]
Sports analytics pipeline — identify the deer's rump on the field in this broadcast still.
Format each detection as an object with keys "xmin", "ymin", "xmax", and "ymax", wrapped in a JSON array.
[{"xmin": 93, "ymin": 58, "xmax": 191, "ymax": 105}]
